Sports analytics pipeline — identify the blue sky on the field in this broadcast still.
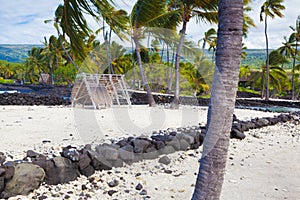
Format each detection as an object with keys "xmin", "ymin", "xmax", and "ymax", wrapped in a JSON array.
[{"xmin": 0, "ymin": 0, "xmax": 298, "ymax": 49}]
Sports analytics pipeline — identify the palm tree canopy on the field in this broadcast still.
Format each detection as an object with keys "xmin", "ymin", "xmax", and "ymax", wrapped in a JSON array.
[
  {"xmin": 130, "ymin": 0, "xmax": 181, "ymax": 30},
  {"xmin": 277, "ymin": 35, "xmax": 295, "ymax": 60},
  {"xmin": 260, "ymin": 0, "xmax": 285, "ymax": 21},
  {"xmin": 46, "ymin": 0, "xmax": 117, "ymax": 61},
  {"xmin": 168, "ymin": 0, "xmax": 218, "ymax": 23},
  {"xmin": 199, "ymin": 28, "xmax": 217, "ymax": 49},
  {"xmin": 269, "ymin": 50, "xmax": 289, "ymax": 66},
  {"xmin": 243, "ymin": 0, "xmax": 256, "ymax": 37}
]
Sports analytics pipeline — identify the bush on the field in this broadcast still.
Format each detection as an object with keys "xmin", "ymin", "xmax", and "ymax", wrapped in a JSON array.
[{"xmin": 0, "ymin": 78, "xmax": 14, "ymax": 84}]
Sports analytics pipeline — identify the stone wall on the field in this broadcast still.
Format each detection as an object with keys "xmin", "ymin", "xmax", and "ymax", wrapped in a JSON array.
[
  {"xmin": 0, "ymin": 93, "xmax": 70, "ymax": 106},
  {"xmin": 0, "ymin": 112, "xmax": 297, "ymax": 198}
]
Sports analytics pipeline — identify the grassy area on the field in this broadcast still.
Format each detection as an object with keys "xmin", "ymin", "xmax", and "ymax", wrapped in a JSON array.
[
  {"xmin": 0, "ymin": 78, "xmax": 14, "ymax": 84},
  {"xmin": 238, "ymin": 87, "xmax": 260, "ymax": 95}
]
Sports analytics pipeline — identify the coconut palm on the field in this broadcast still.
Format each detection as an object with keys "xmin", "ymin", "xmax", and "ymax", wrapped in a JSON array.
[
  {"xmin": 208, "ymin": 36, "xmax": 217, "ymax": 63},
  {"xmin": 198, "ymin": 28, "xmax": 217, "ymax": 61},
  {"xmin": 289, "ymin": 17, "xmax": 300, "ymax": 99},
  {"xmin": 43, "ymin": 35, "xmax": 67, "ymax": 84},
  {"xmin": 250, "ymin": 50, "xmax": 289, "ymax": 97},
  {"xmin": 278, "ymin": 35, "xmax": 294, "ymax": 68},
  {"xmin": 130, "ymin": 0, "xmax": 181, "ymax": 106},
  {"xmin": 169, "ymin": 0, "xmax": 218, "ymax": 109},
  {"xmin": 260, "ymin": 0, "xmax": 285, "ymax": 100},
  {"xmin": 102, "ymin": 8, "xmax": 129, "ymax": 73},
  {"xmin": 192, "ymin": 0, "xmax": 244, "ymax": 198},
  {"xmin": 27, "ymin": 47, "xmax": 47, "ymax": 83},
  {"xmin": 50, "ymin": 0, "xmax": 119, "ymax": 61}
]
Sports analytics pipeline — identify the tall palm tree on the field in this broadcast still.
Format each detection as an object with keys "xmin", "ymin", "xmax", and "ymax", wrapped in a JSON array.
[
  {"xmin": 192, "ymin": 0, "xmax": 244, "ymax": 198},
  {"xmin": 260, "ymin": 0, "xmax": 285, "ymax": 100},
  {"xmin": 289, "ymin": 18, "xmax": 300, "ymax": 99},
  {"xmin": 130, "ymin": 0, "xmax": 180, "ymax": 106},
  {"xmin": 169, "ymin": 0, "xmax": 218, "ymax": 109}
]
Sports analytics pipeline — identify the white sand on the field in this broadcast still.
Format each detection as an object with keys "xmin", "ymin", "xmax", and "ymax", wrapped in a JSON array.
[{"xmin": 0, "ymin": 105, "xmax": 299, "ymax": 199}]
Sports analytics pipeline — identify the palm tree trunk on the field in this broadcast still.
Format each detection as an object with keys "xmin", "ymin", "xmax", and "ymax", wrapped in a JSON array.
[
  {"xmin": 108, "ymin": 29, "xmax": 114, "ymax": 74},
  {"xmin": 160, "ymin": 42, "xmax": 165, "ymax": 64},
  {"xmin": 264, "ymin": 15, "xmax": 270, "ymax": 100},
  {"xmin": 171, "ymin": 20, "xmax": 187, "ymax": 109},
  {"xmin": 192, "ymin": 0, "xmax": 243, "ymax": 198},
  {"xmin": 292, "ymin": 40, "xmax": 298, "ymax": 99},
  {"xmin": 131, "ymin": 38, "xmax": 137, "ymax": 89},
  {"xmin": 261, "ymin": 71, "xmax": 265, "ymax": 99},
  {"xmin": 133, "ymin": 35, "xmax": 156, "ymax": 107},
  {"xmin": 201, "ymin": 41, "xmax": 206, "ymax": 61},
  {"xmin": 167, "ymin": 49, "xmax": 175, "ymax": 94}
]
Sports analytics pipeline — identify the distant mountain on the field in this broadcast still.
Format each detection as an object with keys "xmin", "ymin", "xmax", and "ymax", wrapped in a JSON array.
[
  {"xmin": 0, "ymin": 44, "xmax": 268, "ymax": 68},
  {"xmin": 0, "ymin": 44, "xmax": 43, "ymax": 63}
]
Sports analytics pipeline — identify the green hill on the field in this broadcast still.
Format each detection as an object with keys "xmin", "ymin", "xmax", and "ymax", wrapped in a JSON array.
[
  {"xmin": 0, "ymin": 44, "xmax": 269, "ymax": 68},
  {"xmin": 0, "ymin": 44, "xmax": 43, "ymax": 63}
]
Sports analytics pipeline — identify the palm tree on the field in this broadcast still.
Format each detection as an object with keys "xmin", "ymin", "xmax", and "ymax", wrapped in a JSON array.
[
  {"xmin": 278, "ymin": 35, "xmax": 294, "ymax": 68},
  {"xmin": 27, "ymin": 47, "xmax": 47, "ymax": 84},
  {"xmin": 192, "ymin": 0, "xmax": 244, "ymax": 198},
  {"xmin": 289, "ymin": 17, "xmax": 300, "ymax": 99},
  {"xmin": 43, "ymin": 35, "xmax": 66, "ymax": 84},
  {"xmin": 130, "ymin": 0, "xmax": 180, "ymax": 106},
  {"xmin": 101, "ymin": 8, "xmax": 129, "ymax": 73},
  {"xmin": 51, "ymin": 0, "xmax": 119, "ymax": 61},
  {"xmin": 169, "ymin": 0, "xmax": 218, "ymax": 109},
  {"xmin": 208, "ymin": 36, "xmax": 217, "ymax": 63},
  {"xmin": 251, "ymin": 50, "xmax": 289, "ymax": 97},
  {"xmin": 198, "ymin": 28, "xmax": 217, "ymax": 61},
  {"xmin": 260, "ymin": 0, "xmax": 285, "ymax": 100}
]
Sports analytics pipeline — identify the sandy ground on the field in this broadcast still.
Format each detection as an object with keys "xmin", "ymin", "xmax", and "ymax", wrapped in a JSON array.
[{"xmin": 0, "ymin": 105, "xmax": 300, "ymax": 199}]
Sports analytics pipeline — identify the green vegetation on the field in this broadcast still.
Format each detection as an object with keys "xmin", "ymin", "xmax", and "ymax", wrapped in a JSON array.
[{"xmin": 0, "ymin": 0, "xmax": 299, "ymax": 100}]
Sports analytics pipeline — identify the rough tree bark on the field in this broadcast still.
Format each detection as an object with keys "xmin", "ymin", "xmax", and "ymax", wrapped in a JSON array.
[{"xmin": 192, "ymin": 0, "xmax": 244, "ymax": 199}]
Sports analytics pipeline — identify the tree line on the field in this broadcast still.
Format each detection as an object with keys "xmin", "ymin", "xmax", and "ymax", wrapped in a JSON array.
[{"xmin": 0, "ymin": 0, "xmax": 296, "ymax": 198}]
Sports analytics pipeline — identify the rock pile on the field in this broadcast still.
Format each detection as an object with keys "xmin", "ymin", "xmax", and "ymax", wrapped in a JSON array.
[
  {"xmin": 0, "ymin": 112, "xmax": 297, "ymax": 198},
  {"xmin": 0, "ymin": 84, "xmax": 72, "ymax": 98},
  {"xmin": 230, "ymin": 113, "xmax": 294, "ymax": 139},
  {"xmin": 130, "ymin": 92, "xmax": 209, "ymax": 106},
  {"xmin": 0, "ymin": 93, "xmax": 70, "ymax": 106}
]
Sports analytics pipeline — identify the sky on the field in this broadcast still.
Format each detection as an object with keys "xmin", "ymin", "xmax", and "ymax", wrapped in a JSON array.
[{"xmin": 0, "ymin": 0, "xmax": 299, "ymax": 49}]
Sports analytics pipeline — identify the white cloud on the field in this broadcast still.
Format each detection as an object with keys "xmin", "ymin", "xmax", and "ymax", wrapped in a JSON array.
[
  {"xmin": 243, "ymin": 0, "xmax": 300, "ymax": 49},
  {"xmin": 0, "ymin": 0, "xmax": 62, "ymax": 44},
  {"xmin": 0, "ymin": 0, "xmax": 298, "ymax": 49}
]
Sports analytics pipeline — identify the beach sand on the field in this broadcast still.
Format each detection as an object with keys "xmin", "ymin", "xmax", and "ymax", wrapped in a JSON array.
[{"xmin": 0, "ymin": 105, "xmax": 299, "ymax": 199}]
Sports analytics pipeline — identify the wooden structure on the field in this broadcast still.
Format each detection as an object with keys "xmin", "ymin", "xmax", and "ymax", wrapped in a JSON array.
[
  {"xmin": 39, "ymin": 73, "xmax": 53, "ymax": 85},
  {"xmin": 71, "ymin": 73, "xmax": 131, "ymax": 109}
]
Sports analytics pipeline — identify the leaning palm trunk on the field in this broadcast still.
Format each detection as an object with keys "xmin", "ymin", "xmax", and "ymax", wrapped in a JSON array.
[
  {"xmin": 170, "ymin": 21, "xmax": 187, "ymax": 109},
  {"xmin": 107, "ymin": 29, "xmax": 114, "ymax": 74},
  {"xmin": 133, "ymin": 35, "xmax": 156, "ymax": 107},
  {"xmin": 167, "ymin": 50, "xmax": 176, "ymax": 94},
  {"xmin": 264, "ymin": 15, "xmax": 270, "ymax": 100},
  {"xmin": 292, "ymin": 40, "xmax": 298, "ymax": 99},
  {"xmin": 261, "ymin": 71, "xmax": 265, "ymax": 98},
  {"xmin": 192, "ymin": 0, "xmax": 243, "ymax": 199}
]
